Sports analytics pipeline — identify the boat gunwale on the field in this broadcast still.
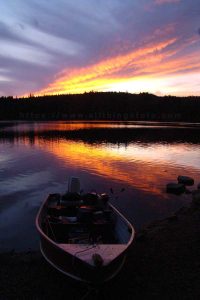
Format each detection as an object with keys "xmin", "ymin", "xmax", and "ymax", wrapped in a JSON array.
[{"xmin": 39, "ymin": 242, "xmax": 127, "ymax": 283}]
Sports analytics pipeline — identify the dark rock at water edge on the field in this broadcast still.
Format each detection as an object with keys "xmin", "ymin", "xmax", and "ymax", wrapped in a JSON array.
[
  {"xmin": 166, "ymin": 182, "xmax": 185, "ymax": 194},
  {"xmin": 177, "ymin": 175, "xmax": 194, "ymax": 186}
]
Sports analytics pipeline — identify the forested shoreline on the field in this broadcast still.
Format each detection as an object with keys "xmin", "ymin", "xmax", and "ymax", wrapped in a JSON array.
[{"xmin": 0, "ymin": 92, "xmax": 200, "ymax": 122}]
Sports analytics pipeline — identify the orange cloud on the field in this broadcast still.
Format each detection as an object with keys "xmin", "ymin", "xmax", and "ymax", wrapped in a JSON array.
[
  {"xmin": 31, "ymin": 33, "xmax": 200, "ymax": 97},
  {"xmin": 34, "ymin": 38, "xmax": 176, "ymax": 96}
]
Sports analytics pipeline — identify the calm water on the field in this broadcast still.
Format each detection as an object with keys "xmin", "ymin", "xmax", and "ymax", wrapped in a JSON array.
[{"xmin": 0, "ymin": 121, "xmax": 200, "ymax": 252}]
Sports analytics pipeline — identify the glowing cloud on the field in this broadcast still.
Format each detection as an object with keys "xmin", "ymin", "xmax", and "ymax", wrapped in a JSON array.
[
  {"xmin": 34, "ymin": 34, "xmax": 200, "ymax": 96},
  {"xmin": 34, "ymin": 38, "xmax": 177, "ymax": 95}
]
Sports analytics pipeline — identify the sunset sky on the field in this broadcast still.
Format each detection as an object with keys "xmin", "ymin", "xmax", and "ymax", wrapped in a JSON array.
[{"xmin": 0, "ymin": 0, "xmax": 200, "ymax": 97}]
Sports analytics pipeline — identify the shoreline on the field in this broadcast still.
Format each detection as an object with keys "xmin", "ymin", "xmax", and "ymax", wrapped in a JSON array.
[
  {"xmin": 1, "ymin": 120, "xmax": 200, "ymax": 126},
  {"xmin": 1, "ymin": 202, "xmax": 200, "ymax": 299}
]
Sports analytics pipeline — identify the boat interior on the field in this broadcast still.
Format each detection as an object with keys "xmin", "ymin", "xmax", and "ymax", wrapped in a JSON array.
[{"xmin": 40, "ymin": 192, "xmax": 132, "ymax": 245}]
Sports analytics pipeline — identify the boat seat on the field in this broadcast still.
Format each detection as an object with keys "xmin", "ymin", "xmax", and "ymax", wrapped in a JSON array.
[
  {"xmin": 60, "ymin": 200, "xmax": 83, "ymax": 207},
  {"xmin": 47, "ymin": 205, "xmax": 78, "ymax": 217}
]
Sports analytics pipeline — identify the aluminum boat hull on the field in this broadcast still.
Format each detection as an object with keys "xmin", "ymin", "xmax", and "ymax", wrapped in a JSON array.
[{"xmin": 36, "ymin": 195, "xmax": 135, "ymax": 284}]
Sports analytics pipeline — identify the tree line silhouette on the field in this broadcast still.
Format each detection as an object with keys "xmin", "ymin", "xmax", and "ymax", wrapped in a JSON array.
[{"xmin": 0, "ymin": 92, "xmax": 200, "ymax": 121}]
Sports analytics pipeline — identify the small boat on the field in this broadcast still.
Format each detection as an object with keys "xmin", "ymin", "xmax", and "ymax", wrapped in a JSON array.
[{"xmin": 36, "ymin": 178, "xmax": 135, "ymax": 284}]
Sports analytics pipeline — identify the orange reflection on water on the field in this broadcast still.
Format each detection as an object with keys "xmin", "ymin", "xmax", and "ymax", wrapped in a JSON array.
[
  {"xmin": 29, "ymin": 137, "xmax": 200, "ymax": 198},
  {"xmin": 14, "ymin": 121, "xmax": 134, "ymax": 133}
]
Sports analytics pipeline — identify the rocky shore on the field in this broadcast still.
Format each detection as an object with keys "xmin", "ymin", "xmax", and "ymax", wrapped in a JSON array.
[{"xmin": 1, "ymin": 202, "xmax": 200, "ymax": 300}]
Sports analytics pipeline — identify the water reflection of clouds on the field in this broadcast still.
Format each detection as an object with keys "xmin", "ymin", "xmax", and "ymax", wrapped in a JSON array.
[
  {"xmin": 0, "ymin": 170, "xmax": 52, "ymax": 195},
  {"xmin": 0, "ymin": 148, "xmax": 13, "ymax": 164},
  {"xmin": 1, "ymin": 125, "xmax": 200, "ymax": 199},
  {"xmin": 37, "ymin": 139, "xmax": 200, "ymax": 198},
  {"xmin": 0, "ymin": 195, "xmax": 39, "ymax": 251},
  {"xmin": 111, "ymin": 143, "xmax": 200, "ymax": 169}
]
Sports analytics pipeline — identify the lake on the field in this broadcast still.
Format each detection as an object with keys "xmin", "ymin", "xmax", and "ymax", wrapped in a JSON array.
[{"xmin": 0, "ymin": 121, "xmax": 199, "ymax": 252}]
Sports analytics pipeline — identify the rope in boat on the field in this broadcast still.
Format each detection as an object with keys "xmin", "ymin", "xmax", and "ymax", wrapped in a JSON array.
[
  {"xmin": 74, "ymin": 244, "xmax": 97, "ymax": 257},
  {"xmin": 72, "ymin": 244, "xmax": 97, "ymax": 266}
]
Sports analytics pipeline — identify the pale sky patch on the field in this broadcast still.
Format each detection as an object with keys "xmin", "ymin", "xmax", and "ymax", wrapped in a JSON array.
[
  {"xmin": 0, "ymin": 40, "xmax": 54, "ymax": 66},
  {"xmin": 154, "ymin": 0, "xmax": 180, "ymax": 5}
]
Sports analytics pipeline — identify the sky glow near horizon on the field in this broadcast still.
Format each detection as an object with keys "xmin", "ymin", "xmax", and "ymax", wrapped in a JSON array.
[{"xmin": 0, "ymin": 0, "xmax": 200, "ymax": 97}]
